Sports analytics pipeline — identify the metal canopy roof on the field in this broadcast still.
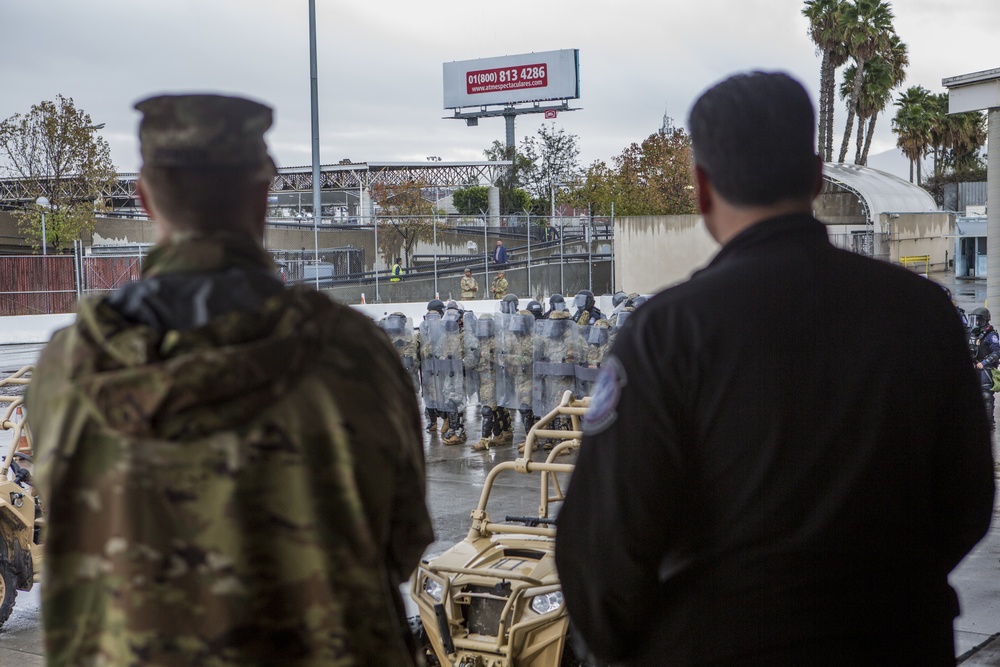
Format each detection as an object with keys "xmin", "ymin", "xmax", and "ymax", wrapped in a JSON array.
[{"xmin": 823, "ymin": 162, "xmax": 937, "ymax": 224}]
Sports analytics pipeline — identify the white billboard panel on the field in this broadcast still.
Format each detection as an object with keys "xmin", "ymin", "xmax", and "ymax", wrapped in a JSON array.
[{"xmin": 443, "ymin": 49, "xmax": 580, "ymax": 109}]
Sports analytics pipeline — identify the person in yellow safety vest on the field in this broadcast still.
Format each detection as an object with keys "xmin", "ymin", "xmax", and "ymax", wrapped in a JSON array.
[{"xmin": 390, "ymin": 257, "xmax": 403, "ymax": 282}]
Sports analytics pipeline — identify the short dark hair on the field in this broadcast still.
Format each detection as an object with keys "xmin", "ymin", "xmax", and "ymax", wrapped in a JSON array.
[
  {"xmin": 688, "ymin": 71, "xmax": 818, "ymax": 206},
  {"xmin": 140, "ymin": 165, "xmax": 266, "ymax": 231}
]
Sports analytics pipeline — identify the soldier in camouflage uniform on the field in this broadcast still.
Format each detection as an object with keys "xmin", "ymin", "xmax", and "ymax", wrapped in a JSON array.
[
  {"xmin": 26, "ymin": 95, "xmax": 433, "ymax": 667},
  {"xmin": 418, "ymin": 299, "xmax": 446, "ymax": 433},
  {"xmin": 575, "ymin": 318, "xmax": 612, "ymax": 397},
  {"xmin": 464, "ymin": 313, "xmax": 512, "ymax": 451},
  {"xmin": 380, "ymin": 312, "xmax": 420, "ymax": 394},
  {"xmin": 498, "ymin": 311, "xmax": 539, "ymax": 448},
  {"xmin": 532, "ymin": 310, "xmax": 580, "ymax": 443},
  {"xmin": 438, "ymin": 306, "xmax": 468, "ymax": 445}
]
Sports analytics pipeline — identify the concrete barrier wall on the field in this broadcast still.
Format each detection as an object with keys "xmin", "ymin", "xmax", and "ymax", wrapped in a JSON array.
[
  {"xmin": 882, "ymin": 212, "xmax": 954, "ymax": 270},
  {"xmin": 614, "ymin": 215, "xmax": 719, "ymax": 295},
  {"xmin": 318, "ymin": 260, "xmax": 612, "ymax": 306}
]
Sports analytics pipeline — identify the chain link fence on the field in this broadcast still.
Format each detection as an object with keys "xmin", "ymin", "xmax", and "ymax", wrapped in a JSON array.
[{"xmin": 0, "ymin": 214, "xmax": 616, "ymax": 314}]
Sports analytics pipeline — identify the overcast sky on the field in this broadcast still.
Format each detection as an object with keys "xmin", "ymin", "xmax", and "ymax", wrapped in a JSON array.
[{"xmin": 2, "ymin": 0, "xmax": 997, "ymax": 180}]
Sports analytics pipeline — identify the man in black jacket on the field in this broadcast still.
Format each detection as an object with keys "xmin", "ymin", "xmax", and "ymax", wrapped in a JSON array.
[{"xmin": 555, "ymin": 72, "xmax": 995, "ymax": 666}]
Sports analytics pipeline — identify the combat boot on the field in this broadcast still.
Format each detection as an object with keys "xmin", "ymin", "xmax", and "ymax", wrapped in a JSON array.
[
  {"xmin": 491, "ymin": 430, "xmax": 514, "ymax": 446},
  {"xmin": 471, "ymin": 437, "xmax": 491, "ymax": 452}
]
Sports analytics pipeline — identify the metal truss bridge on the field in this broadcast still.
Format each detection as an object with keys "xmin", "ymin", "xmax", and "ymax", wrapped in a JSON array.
[{"xmin": 0, "ymin": 160, "xmax": 511, "ymax": 213}]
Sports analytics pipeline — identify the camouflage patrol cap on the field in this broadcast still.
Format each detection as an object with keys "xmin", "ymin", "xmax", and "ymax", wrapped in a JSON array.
[{"xmin": 134, "ymin": 94, "xmax": 277, "ymax": 178}]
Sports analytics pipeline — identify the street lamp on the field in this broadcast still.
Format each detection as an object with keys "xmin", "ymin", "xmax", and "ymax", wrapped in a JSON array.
[{"xmin": 35, "ymin": 197, "xmax": 50, "ymax": 256}]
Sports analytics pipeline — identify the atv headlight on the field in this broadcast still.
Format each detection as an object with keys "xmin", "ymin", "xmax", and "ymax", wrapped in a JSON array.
[
  {"xmin": 422, "ymin": 577, "xmax": 443, "ymax": 602},
  {"xmin": 529, "ymin": 591, "xmax": 563, "ymax": 615}
]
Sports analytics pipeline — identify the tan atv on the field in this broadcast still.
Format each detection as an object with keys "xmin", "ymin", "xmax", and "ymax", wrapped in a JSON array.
[
  {"xmin": 0, "ymin": 366, "xmax": 43, "ymax": 627},
  {"xmin": 411, "ymin": 391, "xmax": 590, "ymax": 667}
]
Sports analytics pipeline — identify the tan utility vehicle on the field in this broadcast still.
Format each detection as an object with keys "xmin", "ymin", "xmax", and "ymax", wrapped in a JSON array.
[
  {"xmin": 0, "ymin": 366, "xmax": 43, "ymax": 627},
  {"xmin": 411, "ymin": 391, "xmax": 590, "ymax": 667}
]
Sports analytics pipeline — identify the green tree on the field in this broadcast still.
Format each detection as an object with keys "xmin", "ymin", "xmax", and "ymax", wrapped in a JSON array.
[
  {"xmin": 371, "ymin": 180, "xmax": 438, "ymax": 269},
  {"xmin": 892, "ymin": 85, "xmax": 933, "ymax": 184},
  {"xmin": 568, "ymin": 122, "xmax": 697, "ymax": 216},
  {"xmin": 0, "ymin": 95, "xmax": 116, "ymax": 252},
  {"xmin": 483, "ymin": 140, "xmax": 535, "ymax": 214},
  {"xmin": 453, "ymin": 185, "xmax": 490, "ymax": 215},
  {"xmin": 837, "ymin": 0, "xmax": 896, "ymax": 163},
  {"xmin": 839, "ymin": 32, "xmax": 907, "ymax": 165},
  {"xmin": 519, "ymin": 123, "xmax": 582, "ymax": 204},
  {"xmin": 803, "ymin": 0, "xmax": 850, "ymax": 161}
]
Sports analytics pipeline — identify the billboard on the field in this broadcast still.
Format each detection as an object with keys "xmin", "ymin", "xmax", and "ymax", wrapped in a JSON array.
[{"xmin": 443, "ymin": 49, "xmax": 579, "ymax": 109}]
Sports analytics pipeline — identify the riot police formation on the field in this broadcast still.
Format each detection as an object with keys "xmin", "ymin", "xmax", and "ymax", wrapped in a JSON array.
[
  {"xmin": 968, "ymin": 307, "xmax": 999, "ymax": 429},
  {"xmin": 394, "ymin": 292, "xmax": 623, "ymax": 450},
  {"xmin": 378, "ymin": 312, "xmax": 420, "ymax": 394},
  {"xmin": 572, "ymin": 289, "xmax": 604, "ymax": 326},
  {"xmin": 464, "ymin": 312, "xmax": 513, "ymax": 451}
]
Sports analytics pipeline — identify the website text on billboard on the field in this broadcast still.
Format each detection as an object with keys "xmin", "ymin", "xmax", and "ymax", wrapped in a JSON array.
[{"xmin": 466, "ymin": 64, "xmax": 548, "ymax": 95}]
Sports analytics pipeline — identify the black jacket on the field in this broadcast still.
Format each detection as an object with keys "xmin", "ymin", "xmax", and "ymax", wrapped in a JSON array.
[{"xmin": 555, "ymin": 215, "xmax": 995, "ymax": 665}]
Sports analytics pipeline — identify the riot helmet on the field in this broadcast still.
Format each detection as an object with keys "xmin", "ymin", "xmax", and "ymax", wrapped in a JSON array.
[
  {"xmin": 549, "ymin": 293, "xmax": 567, "ymax": 312},
  {"xmin": 546, "ymin": 318, "xmax": 568, "ymax": 338},
  {"xmin": 445, "ymin": 299, "xmax": 463, "ymax": 313},
  {"xmin": 573, "ymin": 290, "xmax": 595, "ymax": 312},
  {"xmin": 500, "ymin": 294, "xmax": 520, "ymax": 315},
  {"xmin": 427, "ymin": 298, "xmax": 445, "ymax": 316},
  {"xmin": 510, "ymin": 313, "xmax": 530, "ymax": 335},
  {"xmin": 969, "ymin": 307, "xmax": 991, "ymax": 333},
  {"xmin": 612, "ymin": 291, "xmax": 628, "ymax": 308},
  {"xmin": 526, "ymin": 300, "xmax": 544, "ymax": 319},
  {"xmin": 627, "ymin": 295, "xmax": 648, "ymax": 309},
  {"xmin": 587, "ymin": 322, "xmax": 610, "ymax": 345},
  {"xmin": 476, "ymin": 313, "xmax": 495, "ymax": 338},
  {"xmin": 382, "ymin": 312, "xmax": 407, "ymax": 334}
]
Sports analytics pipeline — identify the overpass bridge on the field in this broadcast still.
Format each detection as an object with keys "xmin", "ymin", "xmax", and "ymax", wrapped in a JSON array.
[{"xmin": 0, "ymin": 160, "xmax": 511, "ymax": 216}]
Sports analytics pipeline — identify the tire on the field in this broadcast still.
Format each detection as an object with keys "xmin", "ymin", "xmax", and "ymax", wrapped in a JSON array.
[{"xmin": 0, "ymin": 563, "xmax": 17, "ymax": 628}]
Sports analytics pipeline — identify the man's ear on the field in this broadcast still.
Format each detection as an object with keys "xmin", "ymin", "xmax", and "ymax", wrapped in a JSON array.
[
  {"xmin": 694, "ymin": 165, "xmax": 713, "ymax": 216},
  {"xmin": 136, "ymin": 178, "xmax": 155, "ymax": 219},
  {"xmin": 248, "ymin": 179, "xmax": 270, "ymax": 239}
]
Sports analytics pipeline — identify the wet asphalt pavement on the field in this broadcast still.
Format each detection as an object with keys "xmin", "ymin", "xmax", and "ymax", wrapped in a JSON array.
[{"xmin": 0, "ymin": 272, "xmax": 998, "ymax": 662}]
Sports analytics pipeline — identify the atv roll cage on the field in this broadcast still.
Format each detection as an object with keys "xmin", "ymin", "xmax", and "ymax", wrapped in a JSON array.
[{"xmin": 412, "ymin": 391, "xmax": 590, "ymax": 667}]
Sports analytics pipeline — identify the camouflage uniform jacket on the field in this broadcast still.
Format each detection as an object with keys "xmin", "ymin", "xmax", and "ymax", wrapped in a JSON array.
[
  {"xmin": 459, "ymin": 275, "xmax": 478, "ymax": 299},
  {"xmin": 490, "ymin": 276, "xmax": 508, "ymax": 299},
  {"xmin": 27, "ymin": 232, "xmax": 433, "ymax": 667}
]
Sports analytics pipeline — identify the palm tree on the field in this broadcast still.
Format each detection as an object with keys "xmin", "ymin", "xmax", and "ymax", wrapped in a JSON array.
[
  {"xmin": 803, "ymin": 0, "xmax": 849, "ymax": 160},
  {"xmin": 837, "ymin": 0, "xmax": 896, "ymax": 163},
  {"xmin": 892, "ymin": 85, "xmax": 932, "ymax": 184},
  {"xmin": 839, "ymin": 33, "xmax": 907, "ymax": 165}
]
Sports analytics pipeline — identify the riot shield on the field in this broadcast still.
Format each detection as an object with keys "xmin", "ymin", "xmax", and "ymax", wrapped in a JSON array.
[
  {"xmin": 420, "ymin": 317, "xmax": 464, "ymax": 413},
  {"xmin": 379, "ymin": 313, "xmax": 419, "ymax": 394},
  {"xmin": 574, "ymin": 321, "xmax": 610, "ymax": 397},
  {"xmin": 496, "ymin": 313, "xmax": 534, "ymax": 411},
  {"xmin": 438, "ymin": 312, "xmax": 466, "ymax": 414},
  {"xmin": 532, "ymin": 316, "xmax": 580, "ymax": 416},
  {"xmin": 464, "ymin": 312, "xmax": 498, "ymax": 406}
]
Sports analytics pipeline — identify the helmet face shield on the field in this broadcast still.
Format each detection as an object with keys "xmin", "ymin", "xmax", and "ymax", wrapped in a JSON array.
[
  {"xmin": 384, "ymin": 315, "xmax": 406, "ymax": 334},
  {"xmin": 970, "ymin": 307, "xmax": 991, "ymax": 332},
  {"xmin": 573, "ymin": 293, "xmax": 588, "ymax": 310}
]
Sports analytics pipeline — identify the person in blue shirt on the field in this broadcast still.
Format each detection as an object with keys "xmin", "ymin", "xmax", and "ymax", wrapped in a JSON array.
[{"xmin": 492, "ymin": 240, "xmax": 507, "ymax": 267}]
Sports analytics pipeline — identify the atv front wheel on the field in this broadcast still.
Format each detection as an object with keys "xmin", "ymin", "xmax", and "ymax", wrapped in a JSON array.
[{"xmin": 0, "ymin": 563, "xmax": 17, "ymax": 627}]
